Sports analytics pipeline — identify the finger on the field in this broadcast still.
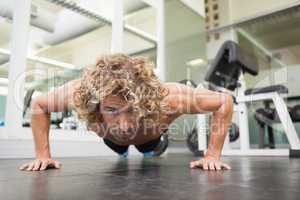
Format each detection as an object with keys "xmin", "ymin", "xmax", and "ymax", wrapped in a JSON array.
[
  {"xmin": 19, "ymin": 163, "xmax": 29, "ymax": 171},
  {"xmin": 221, "ymin": 163, "xmax": 232, "ymax": 170},
  {"xmin": 203, "ymin": 161, "xmax": 209, "ymax": 170},
  {"xmin": 33, "ymin": 160, "xmax": 42, "ymax": 171},
  {"xmin": 215, "ymin": 162, "xmax": 221, "ymax": 171},
  {"xmin": 40, "ymin": 160, "xmax": 49, "ymax": 171},
  {"xmin": 53, "ymin": 161, "xmax": 61, "ymax": 169},
  {"xmin": 191, "ymin": 160, "xmax": 204, "ymax": 169},
  {"xmin": 47, "ymin": 160, "xmax": 57, "ymax": 169},
  {"xmin": 190, "ymin": 161, "xmax": 196, "ymax": 168},
  {"xmin": 26, "ymin": 163, "xmax": 34, "ymax": 171},
  {"xmin": 209, "ymin": 162, "xmax": 216, "ymax": 171},
  {"xmin": 190, "ymin": 161, "xmax": 195, "ymax": 168},
  {"xmin": 190, "ymin": 160, "xmax": 200, "ymax": 169}
]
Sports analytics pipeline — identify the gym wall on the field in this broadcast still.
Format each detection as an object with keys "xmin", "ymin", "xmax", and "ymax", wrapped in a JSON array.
[
  {"xmin": 165, "ymin": 0, "xmax": 207, "ymax": 84},
  {"xmin": 229, "ymin": 0, "xmax": 299, "ymax": 23}
]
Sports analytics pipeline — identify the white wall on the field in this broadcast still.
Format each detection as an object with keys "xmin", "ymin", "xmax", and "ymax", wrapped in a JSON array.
[
  {"xmin": 165, "ymin": 0, "xmax": 206, "ymax": 83},
  {"xmin": 229, "ymin": 0, "xmax": 299, "ymax": 22}
]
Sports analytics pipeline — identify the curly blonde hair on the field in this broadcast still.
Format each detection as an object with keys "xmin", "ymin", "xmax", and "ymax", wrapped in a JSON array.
[{"xmin": 73, "ymin": 54, "xmax": 169, "ymax": 132}]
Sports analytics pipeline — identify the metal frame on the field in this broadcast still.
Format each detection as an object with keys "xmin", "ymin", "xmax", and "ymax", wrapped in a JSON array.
[
  {"xmin": 197, "ymin": 74, "xmax": 300, "ymax": 156},
  {"xmin": 156, "ymin": 0, "xmax": 166, "ymax": 81},
  {"xmin": 235, "ymin": 74, "xmax": 300, "ymax": 151},
  {"xmin": 0, "ymin": 1, "xmax": 56, "ymax": 32},
  {"xmin": 3, "ymin": 0, "xmax": 32, "ymax": 138},
  {"xmin": 110, "ymin": 0, "xmax": 165, "ymax": 81},
  {"xmin": 0, "ymin": 48, "xmax": 76, "ymax": 70},
  {"xmin": 111, "ymin": 0, "xmax": 124, "ymax": 53},
  {"xmin": 44, "ymin": 0, "xmax": 157, "ymax": 45}
]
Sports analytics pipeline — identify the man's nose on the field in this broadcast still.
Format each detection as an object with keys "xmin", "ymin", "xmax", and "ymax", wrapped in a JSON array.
[{"xmin": 119, "ymin": 116, "xmax": 133, "ymax": 133}]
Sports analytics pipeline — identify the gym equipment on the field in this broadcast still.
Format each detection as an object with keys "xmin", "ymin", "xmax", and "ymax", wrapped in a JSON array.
[
  {"xmin": 254, "ymin": 106, "xmax": 276, "ymax": 149},
  {"xmin": 229, "ymin": 123, "xmax": 240, "ymax": 142},
  {"xmin": 186, "ymin": 128, "xmax": 201, "ymax": 156},
  {"xmin": 254, "ymin": 96, "xmax": 300, "ymax": 149},
  {"xmin": 187, "ymin": 122, "xmax": 239, "ymax": 156},
  {"xmin": 178, "ymin": 79, "xmax": 197, "ymax": 88},
  {"xmin": 291, "ymin": 105, "xmax": 300, "ymax": 122},
  {"xmin": 22, "ymin": 89, "xmax": 36, "ymax": 127},
  {"xmin": 23, "ymin": 89, "xmax": 35, "ymax": 118},
  {"xmin": 152, "ymin": 134, "xmax": 169, "ymax": 156},
  {"xmin": 200, "ymin": 40, "xmax": 300, "ymax": 157}
]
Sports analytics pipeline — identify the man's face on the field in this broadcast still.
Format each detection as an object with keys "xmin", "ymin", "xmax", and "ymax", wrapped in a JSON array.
[{"xmin": 100, "ymin": 95, "xmax": 139, "ymax": 141}]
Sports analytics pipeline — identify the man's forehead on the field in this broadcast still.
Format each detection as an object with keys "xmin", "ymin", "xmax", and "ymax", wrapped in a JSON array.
[{"xmin": 102, "ymin": 95, "xmax": 128, "ymax": 107}]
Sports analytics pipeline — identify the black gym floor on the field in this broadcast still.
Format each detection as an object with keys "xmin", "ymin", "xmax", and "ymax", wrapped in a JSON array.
[{"xmin": 0, "ymin": 154, "xmax": 299, "ymax": 200}]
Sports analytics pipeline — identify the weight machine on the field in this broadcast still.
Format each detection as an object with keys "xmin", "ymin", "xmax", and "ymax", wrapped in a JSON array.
[{"xmin": 196, "ymin": 41, "xmax": 300, "ymax": 157}]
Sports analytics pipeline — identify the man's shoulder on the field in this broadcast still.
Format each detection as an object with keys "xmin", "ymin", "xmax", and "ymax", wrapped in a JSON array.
[
  {"xmin": 160, "ymin": 82, "xmax": 191, "ymax": 116},
  {"xmin": 162, "ymin": 82, "xmax": 192, "ymax": 95}
]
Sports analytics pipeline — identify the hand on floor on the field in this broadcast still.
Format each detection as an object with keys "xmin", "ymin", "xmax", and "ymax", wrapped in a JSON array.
[
  {"xmin": 19, "ymin": 158, "xmax": 61, "ymax": 171},
  {"xmin": 190, "ymin": 156, "xmax": 231, "ymax": 171}
]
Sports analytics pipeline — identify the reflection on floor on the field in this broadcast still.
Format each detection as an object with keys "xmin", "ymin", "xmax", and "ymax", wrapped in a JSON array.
[{"xmin": 0, "ymin": 154, "xmax": 300, "ymax": 200}]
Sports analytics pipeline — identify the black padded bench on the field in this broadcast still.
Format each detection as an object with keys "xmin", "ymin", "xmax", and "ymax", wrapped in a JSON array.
[{"xmin": 245, "ymin": 85, "xmax": 288, "ymax": 95}]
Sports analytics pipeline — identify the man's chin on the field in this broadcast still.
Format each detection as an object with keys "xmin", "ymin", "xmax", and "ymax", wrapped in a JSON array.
[{"xmin": 113, "ymin": 135, "xmax": 131, "ymax": 142}]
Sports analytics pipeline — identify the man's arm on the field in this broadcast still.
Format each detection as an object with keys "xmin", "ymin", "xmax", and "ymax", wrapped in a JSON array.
[
  {"xmin": 19, "ymin": 79, "xmax": 80, "ymax": 171},
  {"xmin": 164, "ymin": 83, "xmax": 233, "ymax": 170}
]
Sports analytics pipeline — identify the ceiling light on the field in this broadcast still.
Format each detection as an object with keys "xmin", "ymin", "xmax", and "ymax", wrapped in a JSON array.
[
  {"xmin": 0, "ymin": 78, "xmax": 8, "ymax": 84},
  {"xmin": 186, "ymin": 58, "xmax": 207, "ymax": 67},
  {"xmin": 0, "ymin": 86, "xmax": 8, "ymax": 95}
]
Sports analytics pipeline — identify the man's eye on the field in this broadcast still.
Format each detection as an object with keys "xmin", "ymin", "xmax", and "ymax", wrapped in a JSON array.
[{"xmin": 105, "ymin": 107, "xmax": 118, "ymax": 114}]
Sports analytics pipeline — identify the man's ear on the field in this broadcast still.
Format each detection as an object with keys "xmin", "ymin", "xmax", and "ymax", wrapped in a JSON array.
[
  {"xmin": 96, "ymin": 102, "xmax": 101, "ymax": 113},
  {"xmin": 96, "ymin": 103, "xmax": 104, "ymax": 123},
  {"xmin": 86, "ymin": 101, "xmax": 100, "ymax": 113}
]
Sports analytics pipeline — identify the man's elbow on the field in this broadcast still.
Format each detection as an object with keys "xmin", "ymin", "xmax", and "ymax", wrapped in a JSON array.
[
  {"xmin": 225, "ymin": 94, "xmax": 234, "ymax": 112},
  {"xmin": 219, "ymin": 93, "xmax": 234, "ymax": 118},
  {"xmin": 31, "ymin": 97, "xmax": 48, "ymax": 115}
]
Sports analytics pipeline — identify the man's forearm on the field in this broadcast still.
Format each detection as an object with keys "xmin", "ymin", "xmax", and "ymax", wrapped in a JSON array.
[
  {"xmin": 31, "ymin": 101, "xmax": 51, "ymax": 158},
  {"xmin": 206, "ymin": 95, "xmax": 233, "ymax": 158}
]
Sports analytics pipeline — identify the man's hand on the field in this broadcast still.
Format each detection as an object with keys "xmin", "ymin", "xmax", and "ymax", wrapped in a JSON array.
[
  {"xmin": 19, "ymin": 158, "xmax": 61, "ymax": 171},
  {"xmin": 190, "ymin": 155, "xmax": 231, "ymax": 171}
]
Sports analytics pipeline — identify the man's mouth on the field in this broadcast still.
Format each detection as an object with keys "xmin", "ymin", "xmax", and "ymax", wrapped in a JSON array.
[
  {"xmin": 117, "ymin": 130, "xmax": 140, "ymax": 141},
  {"xmin": 110, "ymin": 130, "xmax": 130, "ymax": 139},
  {"xmin": 113, "ymin": 134, "xmax": 131, "ymax": 142}
]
